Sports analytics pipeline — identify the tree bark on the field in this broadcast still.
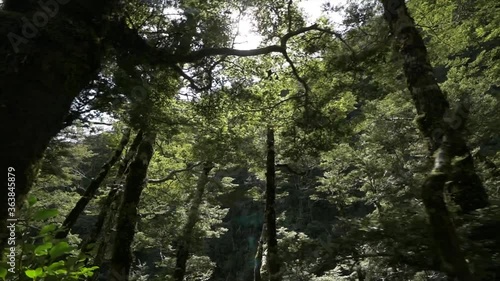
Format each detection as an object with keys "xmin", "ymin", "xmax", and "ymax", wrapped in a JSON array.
[
  {"xmin": 89, "ymin": 187, "xmax": 122, "ymax": 281},
  {"xmin": 83, "ymin": 130, "xmax": 143, "ymax": 254},
  {"xmin": 421, "ymin": 143, "xmax": 474, "ymax": 281},
  {"xmin": 254, "ymin": 223, "xmax": 266, "ymax": 281},
  {"xmin": 173, "ymin": 162, "xmax": 214, "ymax": 281},
  {"xmin": 265, "ymin": 126, "xmax": 281, "ymax": 281},
  {"xmin": 0, "ymin": 4, "xmax": 109, "ymax": 247},
  {"xmin": 115, "ymin": 131, "xmax": 144, "ymax": 180},
  {"xmin": 109, "ymin": 131, "xmax": 156, "ymax": 281},
  {"xmin": 86, "ymin": 131, "xmax": 143, "ymax": 281},
  {"xmin": 380, "ymin": 0, "xmax": 486, "ymax": 279},
  {"xmin": 55, "ymin": 128, "xmax": 131, "ymax": 239},
  {"xmin": 380, "ymin": 0, "xmax": 488, "ymax": 212}
]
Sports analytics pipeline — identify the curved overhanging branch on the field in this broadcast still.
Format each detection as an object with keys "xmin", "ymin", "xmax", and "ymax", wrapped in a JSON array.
[
  {"xmin": 165, "ymin": 25, "xmax": 326, "ymax": 93},
  {"xmin": 174, "ymin": 25, "xmax": 322, "ymax": 64},
  {"xmin": 110, "ymin": 20, "xmax": 336, "ymax": 66},
  {"xmin": 108, "ymin": 20, "xmax": 353, "ymax": 99},
  {"xmin": 176, "ymin": 45, "xmax": 285, "ymax": 63}
]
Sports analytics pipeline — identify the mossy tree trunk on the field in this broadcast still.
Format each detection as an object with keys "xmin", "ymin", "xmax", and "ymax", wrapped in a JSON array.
[
  {"xmin": 88, "ymin": 129, "xmax": 144, "ymax": 281},
  {"xmin": 108, "ymin": 131, "xmax": 156, "ymax": 281},
  {"xmin": 380, "ymin": 0, "xmax": 488, "ymax": 279},
  {"xmin": 265, "ymin": 126, "xmax": 281, "ymax": 281},
  {"xmin": 254, "ymin": 223, "xmax": 266, "ymax": 281},
  {"xmin": 0, "ymin": 0, "xmax": 120, "ymax": 247},
  {"xmin": 380, "ymin": 0, "xmax": 488, "ymax": 213},
  {"xmin": 84, "ymin": 130, "xmax": 143, "ymax": 257},
  {"xmin": 173, "ymin": 162, "xmax": 214, "ymax": 281}
]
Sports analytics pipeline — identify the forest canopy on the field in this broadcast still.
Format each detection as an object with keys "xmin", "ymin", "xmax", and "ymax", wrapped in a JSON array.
[{"xmin": 0, "ymin": 0, "xmax": 499, "ymax": 280}]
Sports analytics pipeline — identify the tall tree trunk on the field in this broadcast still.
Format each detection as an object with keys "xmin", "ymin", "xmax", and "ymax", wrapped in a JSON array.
[
  {"xmin": 0, "ymin": 1, "xmax": 118, "ymax": 246},
  {"xmin": 89, "ymin": 188, "xmax": 122, "ymax": 281},
  {"xmin": 108, "ymin": 131, "xmax": 156, "ymax": 281},
  {"xmin": 254, "ymin": 223, "xmax": 266, "ymax": 281},
  {"xmin": 265, "ymin": 126, "xmax": 281, "ymax": 281},
  {"xmin": 421, "ymin": 145, "xmax": 474, "ymax": 281},
  {"xmin": 87, "ymin": 131, "xmax": 144, "ymax": 281},
  {"xmin": 173, "ymin": 162, "xmax": 214, "ymax": 281},
  {"xmin": 380, "ymin": 1, "xmax": 488, "ymax": 279},
  {"xmin": 83, "ymin": 130, "xmax": 143, "ymax": 254},
  {"xmin": 55, "ymin": 128, "xmax": 131, "ymax": 239},
  {"xmin": 115, "ymin": 131, "xmax": 144, "ymax": 179},
  {"xmin": 381, "ymin": 0, "xmax": 488, "ymax": 213}
]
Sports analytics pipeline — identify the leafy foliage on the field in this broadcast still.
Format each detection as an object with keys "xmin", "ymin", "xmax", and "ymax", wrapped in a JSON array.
[{"xmin": 5, "ymin": 0, "xmax": 499, "ymax": 280}]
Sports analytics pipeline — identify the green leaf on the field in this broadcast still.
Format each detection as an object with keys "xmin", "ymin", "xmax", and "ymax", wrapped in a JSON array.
[
  {"xmin": 49, "ymin": 242, "xmax": 72, "ymax": 260},
  {"xmin": 25, "ymin": 269, "xmax": 38, "ymax": 279},
  {"xmin": 34, "ymin": 267, "xmax": 44, "ymax": 277},
  {"xmin": 0, "ymin": 267, "xmax": 7, "ymax": 281},
  {"xmin": 47, "ymin": 261, "xmax": 65, "ymax": 270},
  {"xmin": 33, "ymin": 209, "xmax": 59, "ymax": 221},
  {"xmin": 81, "ymin": 266, "xmax": 99, "ymax": 273},
  {"xmin": 27, "ymin": 196, "xmax": 37, "ymax": 207},
  {"xmin": 25, "ymin": 269, "xmax": 36, "ymax": 279},
  {"xmin": 54, "ymin": 269, "xmax": 68, "ymax": 275},
  {"xmin": 34, "ymin": 242, "xmax": 52, "ymax": 256},
  {"xmin": 39, "ymin": 224, "xmax": 57, "ymax": 235}
]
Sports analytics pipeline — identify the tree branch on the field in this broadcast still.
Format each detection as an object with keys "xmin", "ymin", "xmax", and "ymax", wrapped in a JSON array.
[
  {"xmin": 286, "ymin": 0, "xmax": 293, "ymax": 33},
  {"xmin": 309, "ymin": 26, "xmax": 355, "ymax": 54},
  {"xmin": 110, "ymin": 20, "xmax": 325, "ymax": 65},
  {"xmin": 147, "ymin": 162, "xmax": 202, "ymax": 183},
  {"xmin": 172, "ymin": 65, "xmax": 210, "ymax": 92},
  {"xmin": 282, "ymin": 50, "xmax": 309, "ymax": 95},
  {"xmin": 280, "ymin": 24, "xmax": 319, "ymax": 47},
  {"xmin": 108, "ymin": 21, "xmax": 350, "ymax": 99},
  {"xmin": 177, "ymin": 46, "xmax": 285, "ymax": 63},
  {"xmin": 173, "ymin": 56, "xmax": 226, "ymax": 92}
]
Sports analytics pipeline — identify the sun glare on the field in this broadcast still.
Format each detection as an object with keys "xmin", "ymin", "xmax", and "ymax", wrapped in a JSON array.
[{"xmin": 232, "ymin": 0, "xmax": 345, "ymax": 50}]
